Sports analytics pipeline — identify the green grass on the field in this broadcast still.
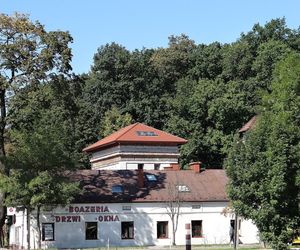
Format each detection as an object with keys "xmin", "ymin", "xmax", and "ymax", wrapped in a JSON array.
[{"xmin": 85, "ymin": 244, "xmax": 271, "ymax": 250}]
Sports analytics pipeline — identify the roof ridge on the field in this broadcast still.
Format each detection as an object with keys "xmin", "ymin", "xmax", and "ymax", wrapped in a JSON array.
[{"xmin": 114, "ymin": 122, "xmax": 140, "ymax": 141}]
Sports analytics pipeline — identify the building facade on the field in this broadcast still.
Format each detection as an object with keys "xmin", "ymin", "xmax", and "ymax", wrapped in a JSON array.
[
  {"xmin": 9, "ymin": 201, "xmax": 258, "ymax": 249},
  {"xmin": 8, "ymin": 168, "xmax": 259, "ymax": 249},
  {"xmin": 83, "ymin": 123, "xmax": 187, "ymax": 170},
  {"xmin": 8, "ymin": 123, "xmax": 260, "ymax": 248}
]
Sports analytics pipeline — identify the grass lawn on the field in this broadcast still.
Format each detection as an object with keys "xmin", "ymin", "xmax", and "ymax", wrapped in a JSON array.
[{"xmin": 84, "ymin": 244, "xmax": 272, "ymax": 250}]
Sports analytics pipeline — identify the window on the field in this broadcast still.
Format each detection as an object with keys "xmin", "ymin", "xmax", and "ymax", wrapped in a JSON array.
[
  {"xmin": 136, "ymin": 131, "xmax": 158, "ymax": 136},
  {"xmin": 112, "ymin": 185, "xmax": 124, "ymax": 193},
  {"xmin": 177, "ymin": 185, "xmax": 190, "ymax": 192},
  {"xmin": 145, "ymin": 174, "xmax": 157, "ymax": 182},
  {"xmin": 85, "ymin": 222, "xmax": 97, "ymax": 240},
  {"xmin": 154, "ymin": 163, "xmax": 160, "ymax": 170},
  {"xmin": 42, "ymin": 223, "xmax": 54, "ymax": 241},
  {"xmin": 192, "ymin": 205, "xmax": 201, "ymax": 209},
  {"xmin": 121, "ymin": 221, "xmax": 134, "ymax": 239},
  {"xmin": 138, "ymin": 164, "xmax": 144, "ymax": 170},
  {"xmin": 230, "ymin": 219, "xmax": 241, "ymax": 235},
  {"xmin": 122, "ymin": 205, "xmax": 131, "ymax": 211},
  {"xmin": 157, "ymin": 221, "xmax": 168, "ymax": 238},
  {"xmin": 192, "ymin": 220, "xmax": 202, "ymax": 237}
]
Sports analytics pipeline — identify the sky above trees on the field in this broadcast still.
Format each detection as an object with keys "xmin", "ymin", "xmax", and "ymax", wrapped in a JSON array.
[{"xmin": 2, "ymin": 0, "xmax": 300, "ymax": 74}]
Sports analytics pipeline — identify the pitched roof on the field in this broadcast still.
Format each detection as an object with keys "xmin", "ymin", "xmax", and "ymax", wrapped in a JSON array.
[
  {"xmin": 239, "ymin": 116, "xmax": 257, "ymax": 133},
  {"xmin": 66, "ymin": 169, "xmax": 228, "ymax": 203},
  {"xmin": 83, "ymin": 123, "xmax": 187, "ymax": 152}
]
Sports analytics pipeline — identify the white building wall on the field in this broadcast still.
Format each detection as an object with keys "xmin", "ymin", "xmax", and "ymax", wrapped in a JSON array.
[
  {"xmin": 9, "ymin": 202, "xmax": 259, "ymax": 249},
  {"xmin": 90, "ymin": 145, "xmax": 180, "ymax": 170},
  {"xmin": 93, "ymin": 159, "xmax": 178, "ymax": 170}
]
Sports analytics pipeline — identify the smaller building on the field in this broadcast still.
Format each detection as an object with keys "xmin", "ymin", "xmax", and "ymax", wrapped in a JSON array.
[
  {"xmin": 8, "ymin": 165, "xmax": 259, "ymax": 249},
  {"xmin": 83, "ymin": 123, "xmax": 187, "ymax": 170}
]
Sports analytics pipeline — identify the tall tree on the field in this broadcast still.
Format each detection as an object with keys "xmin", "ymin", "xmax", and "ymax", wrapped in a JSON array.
[
  {"xmin": 7, "ymin": 75, "xmax": 87, "ymax": 166},
  {"xmin": 166, "ymin": 77, "xmax": 252, "ymax": 168},
  {"xmin": 1, "ymin": 118, "xmax": 80, "ymax": 249},
  {"xmin": 0, "ymin": 13, "xmax": 73, "ymax": 244},
  {"xmin": 226, "ymin": 53, "xmax": 300, "ymax": 250},
  {"xmin": 165, "ymin": 174, "xmax": 182, "ymax": 246},
  {"xmin": 0, "ymin": 12, "xmax": 72, "ymax": 162},
  {"xmin": 100, "ymin": 106, "xmax": 132, "ymax": 138}
]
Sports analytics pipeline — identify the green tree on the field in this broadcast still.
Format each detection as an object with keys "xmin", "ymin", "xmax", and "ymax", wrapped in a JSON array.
[
  {"xmin": 240, "ymin": 18, "xmax": 296, "ymax": 50},
  {"xmin": 226, "ymin": 53, "xmax": 300, "ymax": 250},
  {"xmin": 166, "ymin": 78, "xmax": 253, "ymax": 168},
  {"xmin": 189, "ymin": 42, "xmax": 223, "ymax": 80},
  {"xmin": 7, "ymin": 75, "xmax": 87, "ymax": 167},
  {"xmin": 221, "ymin": 41, "xmax": 255, "ymax": 81},
  {"xmin": 150, "ymin": 34, "xmax": 196, "ymax": 83},
  {"xmin": 252, "ymin": 40, "xmax": 291, "ymax": 89},
  {"xmin": 0, "ymin": 13, "xmax": 73, "ymax": 241},
  {"xmin": 100, "ymin": 106, "xmax": 133, "ymax": 137},
  {"xmin": 1, "ymin": 120, "xmax": 80, "ymax": 249},
  {"xmin": 0, "ymin": 12, "xmax": 72, "ymax": 159}
]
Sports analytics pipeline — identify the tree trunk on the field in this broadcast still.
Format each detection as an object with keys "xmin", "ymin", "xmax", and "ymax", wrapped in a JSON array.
[
  {"xmin": 0, "ymin": 88, "xmax": 7, "ymax": 168},
  {"xmin": 26, "ymin": 207, "xmax": 31, "ymax": 250},
  {"xmin": 36, "ymin": 206, "xmax": 41, "ymax": 249},
  {"xmin": 0, "ymin": 88, "xmax": 7, "ymax": 248},
  {"xmin": 234, "ymin": 214, "xmax": 238, "ymax": 250},
  {"xmin": 172, "ymin": 217, "xmax": 176, "ymax": 246}
]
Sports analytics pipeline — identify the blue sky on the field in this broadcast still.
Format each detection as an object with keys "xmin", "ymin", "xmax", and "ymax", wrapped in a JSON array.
[{"xmin": 2, "ymin": 0, "xmax": 300, "ymax": 74}]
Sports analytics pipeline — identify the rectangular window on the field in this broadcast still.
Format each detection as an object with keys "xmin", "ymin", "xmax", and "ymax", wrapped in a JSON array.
[
  {"xmin": 157, "ymin": 221, "xmax": 168, "ymax": 238},
  {"xmin": 136, "ymin": 131, "xmax": 158, "ymax": 136},
  {"xmin": 112, "ymin": 185, "xmax": 124, "ymax": 193},
  {"xmin": 85, "ymin": 222, "xmax": 98, "ymax": 240},
  {"xmin": 154, "ymin": 163, "xmax": 160, "ymax": 170},
  {"xmin": 192, "ymin": 220, "xmax": 202, "ymax": 237},
  {"xmin": 230, "ymin": 219, "xmax": 241, "ymax": 235},
  {"xmin": 42, "ymin": 223, "xmax": 54, "ymax": 241},
  {"xmin": 121, "ymin": 221, "xmax": 134, "ymax": 239},
  {"xmin": 122, "ymin": 205, "xmax": 131, "ymax": 211},
  {"xmin": 177, "ymin": 185, "xmax": 190, "ymax": 192},
  {"xmin": 192, "ymin": 205, "xmax": 201, "ymax": 209}
]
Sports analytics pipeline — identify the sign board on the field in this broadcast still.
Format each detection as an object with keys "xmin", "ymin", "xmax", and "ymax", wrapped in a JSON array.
[
  {"xmin": 7, "ymin": 207, "xmax": 15, "ymax": 215},
  {"xmin": 42, "ymin": 223, "xmax": 54, "ymax": 241}
]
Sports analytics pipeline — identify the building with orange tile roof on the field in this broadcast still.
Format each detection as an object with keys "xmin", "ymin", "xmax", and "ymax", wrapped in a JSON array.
[
  {"xmin": 83, "ymin": 123, "xmax": 187, "ymax": 170},
  {"xmin": 8, "ymin": 123, "xmax": 260, "ymax": 249}
]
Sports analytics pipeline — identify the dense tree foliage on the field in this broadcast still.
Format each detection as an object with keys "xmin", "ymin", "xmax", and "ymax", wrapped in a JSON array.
[
  {"xmin": 1, "ymin": 14, "xmax": 297, "ymax": 172},
  {"xmin": 0, "ymin": 118, "xmax": 80, "ymax": 249},
  {"xmin": 226, "ymin": 53, "xmax": 300, "ymax": 250},
  {"xmin": 0, "ymin": 13, "xmax": 72, "ymax": 161},
  {"xmin": 0, "ymin": 13, "xmax": 73, "ymax": 246},
  {"xmin": 8, "ymin": 17, "xmax": 300, "ymax": 170}
]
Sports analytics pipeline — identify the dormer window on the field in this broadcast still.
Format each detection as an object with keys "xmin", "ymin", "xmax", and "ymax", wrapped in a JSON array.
[
  {"xmin": 136, "ymin": 131, "xmax": 158, "ymax": 136},
  {"xmin": 177, "ymin": 185, "xmax": 190, "ymax": 192},
  {"xmin": 112, "ymin": 185, "xmax": 124, "ymax": 193},
  {"xmin": 145, "ymin": 174, "xmax": 157, "ymax": 182}
]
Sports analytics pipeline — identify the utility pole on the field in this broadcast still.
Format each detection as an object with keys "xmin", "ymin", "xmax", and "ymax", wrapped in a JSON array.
[{"xmin": 233, "ymin": 213, "xmax": 238, "ymax": 250}]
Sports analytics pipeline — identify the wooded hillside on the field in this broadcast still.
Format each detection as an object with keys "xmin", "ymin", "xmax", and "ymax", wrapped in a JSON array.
[{"xmin": 7, "ymin": 17, "xmax": 300, "ymax": 169}]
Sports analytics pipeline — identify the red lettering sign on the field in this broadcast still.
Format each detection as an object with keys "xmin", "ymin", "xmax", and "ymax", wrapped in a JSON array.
[
  {"xmin": 98, "ymin": 215, "xmax": 119, "ymax": 222},
  {"xmin": 55, "ymin": 216, "xmax": 81, "ymax": 223},
  {"xmin": 69, "ymin": 205, "xmax": 109, "ymax": 213}
]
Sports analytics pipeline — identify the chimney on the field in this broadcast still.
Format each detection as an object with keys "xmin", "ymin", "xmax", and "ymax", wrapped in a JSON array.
[
  {"xmin": 170, "ymin": 163, "xmax": 180, "ymax": 171},
  {"xmin": 189, "ymin": 161, "xmax": 204, "ymax": 173},
  {"xmin": 137, "ymin": 169, "xmax": 144, "ymax": 188}
]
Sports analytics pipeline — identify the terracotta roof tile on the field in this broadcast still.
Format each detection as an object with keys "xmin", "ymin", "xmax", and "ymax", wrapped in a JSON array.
[
  {"xmin": 65, "ymin": 169, "xmax": 229, "ymax": 203},
  {"xmin": 83, "ymin": 123, "xmax": 187, "ymax": 152}
]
